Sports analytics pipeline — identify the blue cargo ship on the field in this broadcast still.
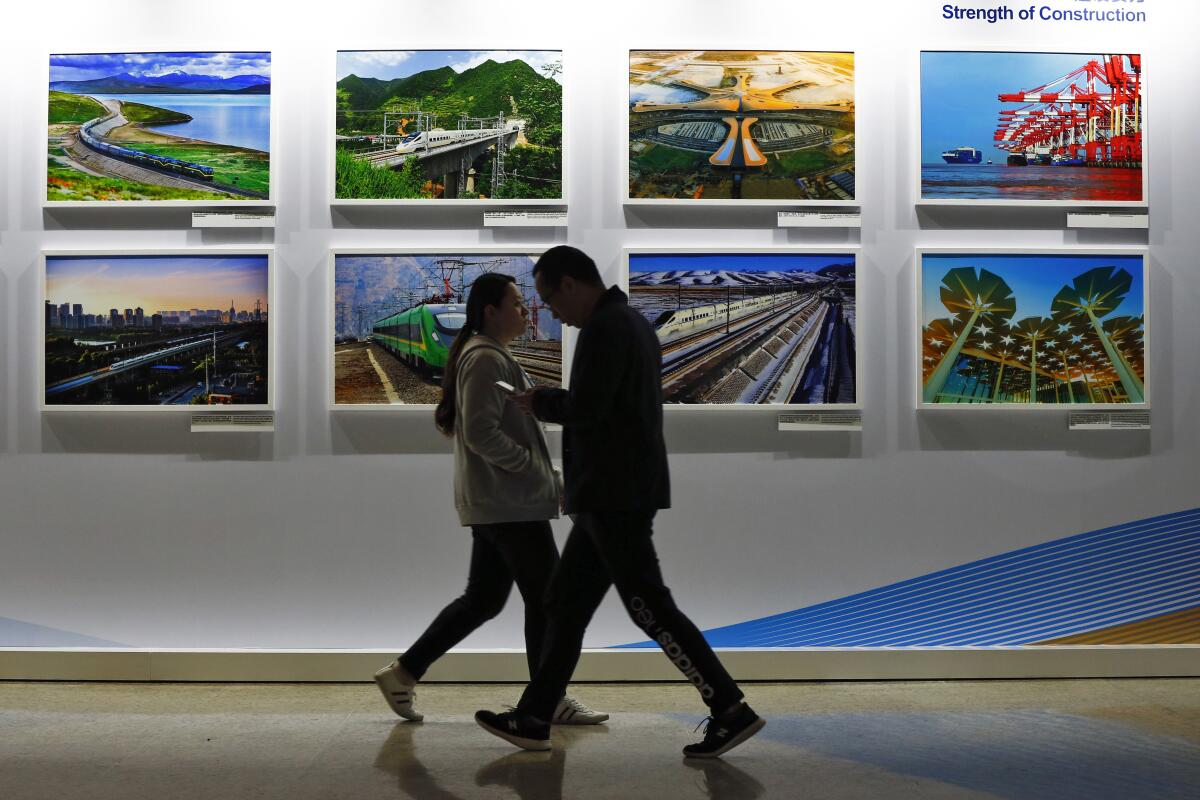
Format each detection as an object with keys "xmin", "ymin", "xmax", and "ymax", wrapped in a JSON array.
[{"xmin": 941, "ymin": 146, "xmax": 983, "ymax": 164}]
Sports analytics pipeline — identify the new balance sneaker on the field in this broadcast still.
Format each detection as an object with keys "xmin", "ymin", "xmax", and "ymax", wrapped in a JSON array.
[
  {"xmin": 373, "ymin": 660, "xmax": 423, "ymax": 721},
  {"xmin": 475, "ymin": 709, "xmax": 552, "ymax": 751},
  {"xmin": 682, "ymin": 703, "xmax": 765, "ymax": 759},
  {"xmin": 552, "ymin": 695, "xmax": 609, "ymax": 725}
]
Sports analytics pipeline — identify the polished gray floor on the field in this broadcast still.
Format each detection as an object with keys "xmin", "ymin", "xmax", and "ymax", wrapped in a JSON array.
[{"xmin": 2, "ymin": 679, "xmax": 1198, "ymax": 799}]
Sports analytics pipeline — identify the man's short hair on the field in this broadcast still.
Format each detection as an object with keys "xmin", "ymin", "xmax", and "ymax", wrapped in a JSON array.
[{"xmin": 533, "ymin": 245, "xmax": 604, "ymax": 288}]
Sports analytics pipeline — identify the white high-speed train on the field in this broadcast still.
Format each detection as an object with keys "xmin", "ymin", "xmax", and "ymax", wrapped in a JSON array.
[{"xmin": 394, "ymin": 122, "xmax": 522, "ymax": 154}]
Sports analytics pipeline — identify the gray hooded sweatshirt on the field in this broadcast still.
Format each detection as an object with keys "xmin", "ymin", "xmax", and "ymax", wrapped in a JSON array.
[{"xmin": 452, "ymin": 335, "xmax": 560, "ymax": 526}]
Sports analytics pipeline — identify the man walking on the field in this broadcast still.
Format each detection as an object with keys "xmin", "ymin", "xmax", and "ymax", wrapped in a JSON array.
[{"xmin": 475, "ymin": 245, "xmax": 764, "ymax": 759}]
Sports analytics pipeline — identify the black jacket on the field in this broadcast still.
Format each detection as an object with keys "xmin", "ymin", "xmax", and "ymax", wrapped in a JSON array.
[{"xmin": 532, "ymin": 287, "xmax": 670, "ymax": 514}]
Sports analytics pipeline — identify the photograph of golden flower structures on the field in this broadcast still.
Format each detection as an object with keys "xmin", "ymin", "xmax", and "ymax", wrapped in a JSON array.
[
  {"xmin": 920, "ymin": 252, "xmax": 1146, "ymax": 406},
  {"xmin": 332, "ymin": 252, "xmax": 559, "ymax": 406},
  {"xmin": 628, "ymin": 50, "xmax": 855, "ymax": 201}
]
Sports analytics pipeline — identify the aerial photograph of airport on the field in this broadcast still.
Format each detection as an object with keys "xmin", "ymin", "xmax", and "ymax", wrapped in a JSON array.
[
  {"xmin": 333, "ymin": 253, "xmax": 560, "ymax": 405},
  {"xmin": 628, "ymin": 252, "xmax": 856, "ymax": 405},
  {"xmin": 47, "ymin": 52, "xmax": 272, "ymax": 203},
  {"xmin": 44, "ymin": 254, "xmax": 270, "ymax": 407},
  {"xmin": 628, "ymin": 50, "xmax": 855, "ymax": 201},
  {"xmin": 334, "ymin": 50, "xmax": 563, "ymax": 201},
  {"xmin": 920, "ymin": 51, "xmax": 1144, "ymax": 202},
  {"xmin": 921, "ymin": 253, "xmax": 1146, "ymax": 405}
]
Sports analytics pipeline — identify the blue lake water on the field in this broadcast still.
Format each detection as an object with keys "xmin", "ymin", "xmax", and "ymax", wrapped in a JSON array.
[{"xmin": 93, "ymin": 93, "xmax": 271, "ymax": 153}]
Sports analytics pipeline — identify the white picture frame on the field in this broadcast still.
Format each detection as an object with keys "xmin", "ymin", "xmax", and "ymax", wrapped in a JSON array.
[
  {"xmin": 915, "ymin": 49, "xmax": 1149, "ymax": 209},
  {"xmin": 914, "ymin": 247, "xmax": 1150, "ymax": 411},
  {"xmin": 328, "ymin": 49, "xmax": 567, "ymax": 207},
  {"xmin": 39, "ymin": 248, "xmax": 276, "ymax": 412},
  {"xmin": 328, "ymin": 247, "xmax": 560, "ymax": 411},
  {"xmin": 43, "ymin": 50, "xmax": 277, "ymax": 209},
  {"xmin": 622, "ymin": 49, "xmax": 860, "ymax": 208},
  {"xmin": 621, "ymin": 246, "xmax": 862, "ymax": 411}
]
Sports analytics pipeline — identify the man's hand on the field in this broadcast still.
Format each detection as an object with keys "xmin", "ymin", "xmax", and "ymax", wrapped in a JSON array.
[{"xmin": 510, "ymin": 388, "xmax": 538, "ymax": 416}]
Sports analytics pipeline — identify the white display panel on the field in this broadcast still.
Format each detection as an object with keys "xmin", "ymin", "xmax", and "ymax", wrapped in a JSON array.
[
  {"xmin": 44, "ymin": 51, "xmax": 276, "ymax": 208},
  {"xmin": 916, "ymin": 248, "xmax": 1148, "ymax": 410},
  {"xmin": 329, "ymin": 49, "xmax": 566, "ymax": 206},
  {"xmin": 39, "ymin": 249, "xmax": 276, "ymax": 412},
  {"xmin": 328, "ymin": 248, "xmax": 558, "ymax": 410},
  {"xmin": 4, "ymin": 0, "xmax": 1193, "ymax": 659},
  {"xmin": 622, "ymin": 248, "xmax": 861, "ymax": 410}
]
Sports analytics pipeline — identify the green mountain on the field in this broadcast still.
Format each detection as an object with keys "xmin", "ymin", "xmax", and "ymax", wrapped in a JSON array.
[{"xmin": 337, "ymin": 59, "xmax": 554, "ymax": 118}]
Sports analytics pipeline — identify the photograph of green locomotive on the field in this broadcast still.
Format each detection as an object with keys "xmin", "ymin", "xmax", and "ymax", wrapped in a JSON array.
[
  {"xmin": 332, "ymin": 251, "xmax": 560, "ymax": 406},
  {"xmin": 371, "ymin": 303, "xmax": 465, "ymax": 371}
]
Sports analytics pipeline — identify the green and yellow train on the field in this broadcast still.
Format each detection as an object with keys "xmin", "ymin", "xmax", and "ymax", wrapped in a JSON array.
[{"xmin": 371, "ymin": 303, "xmax": 466, "ymax": 370}]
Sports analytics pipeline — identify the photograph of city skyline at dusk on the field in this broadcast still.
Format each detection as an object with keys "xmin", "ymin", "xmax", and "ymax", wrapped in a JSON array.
[{"xmin": 43, "ymin": 253, "xmax": 270, "ymax": 408}]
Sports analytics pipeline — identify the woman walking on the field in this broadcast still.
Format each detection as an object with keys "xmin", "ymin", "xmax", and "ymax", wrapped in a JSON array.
[{"xmin": 374, "ymin": 272, "xmax": 605, "ymax": 726}]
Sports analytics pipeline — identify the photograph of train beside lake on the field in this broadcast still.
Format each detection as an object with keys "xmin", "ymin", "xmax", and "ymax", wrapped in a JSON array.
[
  {"xmin": 334, "ymin": 51, "xmax": 562, "ymax": 201},
  {"xmin": 333, "ymin": 253, "xmax": 560, "ymax": 406},
  {"xmin": 628, "ymin": 51, "xmax": 855, "ymax": 201},
  {"xmin": 920, "ymin": 253, "xmax": 1146, "ymax": 405},
  {"xmin": 47, "ymin": 52, "xmax": 271, "ymax": 203},
  {"xmin": 628, "ymin": 252, "xmax": 856, "ymax": 405},
  {"xmin": 920, "ymin": 52, "xmax": 1144, "ymax": 203},
  {"xmin": 43, "ymin": 254, "xmax": 270, "ymax": 408}
]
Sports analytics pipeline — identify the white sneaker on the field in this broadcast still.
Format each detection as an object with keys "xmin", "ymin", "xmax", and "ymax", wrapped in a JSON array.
[
  {"xmin": 552, "ymin": 695, "xmax": 609, "ymax": 725},
  {"xmin": 373, "ymin": 660, "xmax": 423, "ymax": 721}
]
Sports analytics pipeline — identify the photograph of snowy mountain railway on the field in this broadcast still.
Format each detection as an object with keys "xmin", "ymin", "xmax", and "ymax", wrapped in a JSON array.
[
  {"xmin": 334, "ymin": 50, "xmax": 562, "ymax": 202},
  {"xmin": 42, "ymin": 253, "xmax": 271, "ymax": 409},
  {"xmin": 47, "ymin": 52, "xmax": 272, "ymax": 204},
  {"xmin": 332, "ymin": 252, "xmax": 559, "ymax": 407},
  {"xmin": 919, "ymin": 251, "xmax": 1147, "ymax": 406},
  {"xmin": 627, "ymin": 251, "xmax": 856, "ymax": 406},
  {"xmin": 920, "ymin": 51, "xmax": 1144, "ymax": 204},
  {"xmin": 628, "ymin": 50, "xmax": 855, "ymax": 202}
]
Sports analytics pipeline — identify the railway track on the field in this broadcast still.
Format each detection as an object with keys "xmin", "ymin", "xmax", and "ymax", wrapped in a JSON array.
[
  {"xmin": 661, "ymin": 295, "xmax": 815, "ymax": 382},
  {"xmin": 661, "ymin": 293, "xmax": 836, "ymax": 403},
  {"xmin": 509, "ymin": 345, "xmax": 562, "ymax": 384},
  {"xmin": 744, "ymin": 302, "xmax": 831, "ymax": 404},
  {"xmin": 67, "ymin": 104, "xmax": 263, "ymax": 199}
]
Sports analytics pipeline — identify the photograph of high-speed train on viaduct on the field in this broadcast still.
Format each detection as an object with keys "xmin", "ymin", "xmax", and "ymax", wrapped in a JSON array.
[{"xmin": 627, "ymin": 251, "xmax": 857, "ymax": 406}]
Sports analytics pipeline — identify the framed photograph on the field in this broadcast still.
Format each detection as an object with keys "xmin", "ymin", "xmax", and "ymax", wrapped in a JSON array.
[
  {"xmin": 918, "ymin": 51, "xmax": 1146, "ymax": 206},
  {"xmin": 625, "ymin": 50, "xmax": 856, "ymax": 206},
  {"xmin": 46, "ymin": 51, "xmax": 274, "ymax": 206},
  {"xmin": 917, "ymin": 249, "xmax": 1148, "ymax": 408},
  {"xmin": 41, "ymin": 250, "xmax": 274, "ymax": 411},
  {"xmin": 332, "ymin": 50, "xmax": 564, "ymax": 205},
  {"xmin": 623, "ymin": 248, "xmax": 859, "ymax": 408},
  {"xmin": 330, "ymin": 249, "xmax": 560, "ymax": 409}
]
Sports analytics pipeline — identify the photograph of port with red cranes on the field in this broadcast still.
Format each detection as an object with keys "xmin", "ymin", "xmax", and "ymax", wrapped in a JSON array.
[
  {"xmin": 332, "ymin": 252, "xmax": 559, "ymax": 406},
  {"xmin": 921, "ymin": 52, "xmax": 1144, "ymax": 204}
]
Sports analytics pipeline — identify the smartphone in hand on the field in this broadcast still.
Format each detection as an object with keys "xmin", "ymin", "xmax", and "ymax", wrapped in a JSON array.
[{"xmin": 495, "ymin": 380, "xmax": 517, "ymax": 395}]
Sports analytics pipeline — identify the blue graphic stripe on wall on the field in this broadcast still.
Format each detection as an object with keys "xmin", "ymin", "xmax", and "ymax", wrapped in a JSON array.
[{"xmin": 615, "ymin": 508, "xmax": 1200, "ymax": 648}]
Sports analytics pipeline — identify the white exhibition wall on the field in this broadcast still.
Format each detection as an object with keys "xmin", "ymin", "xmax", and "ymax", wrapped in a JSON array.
[{"xmin": 1, "ymin": 0, "xmax": 1197, "ymax": 657}]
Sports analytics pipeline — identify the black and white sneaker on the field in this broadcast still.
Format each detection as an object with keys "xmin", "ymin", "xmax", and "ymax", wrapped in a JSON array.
[
  {"xmin": 372, "ymin": 660, "xmax": 423, "ymax": 721},
  {"xmin": 682, "ymin": 703, "xmax": 765, "ymax": 759},
  {"xmin": 475, "ymin": 709, "xmax": 552, "ymax": 751},
  {"xmin": 552, "ymin": 695, "xmax": 609, "ymax": 725}
]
